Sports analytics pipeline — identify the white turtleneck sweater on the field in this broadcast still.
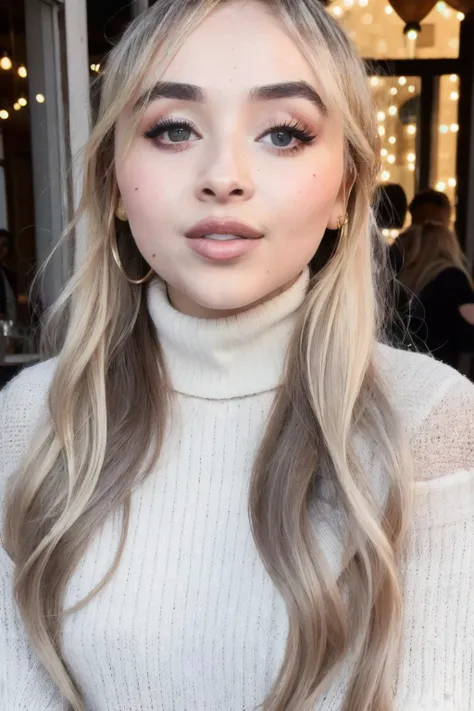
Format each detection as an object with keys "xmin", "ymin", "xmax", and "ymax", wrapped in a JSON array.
[{"xmin": 1, "ymin": 269, "xmax": 473, "ymax": 711}]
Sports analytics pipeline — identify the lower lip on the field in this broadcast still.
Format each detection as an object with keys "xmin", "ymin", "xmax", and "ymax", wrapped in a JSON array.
[{"xmin": 186, "ymin": 237, "xmax": 262, "ymax": 261}]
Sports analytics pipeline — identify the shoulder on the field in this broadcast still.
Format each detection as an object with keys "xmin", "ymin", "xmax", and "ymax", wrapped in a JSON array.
[
  {"xmin": 429, "ymin": 266, "xmax": 472, "ymax": 293},
  {"xmin": 374, "ymin": 343, "xmax": 473, "ymax": 480},
  {"xmin": 0, "ymin": 358, "xmax": 57, "ymax": 482}
]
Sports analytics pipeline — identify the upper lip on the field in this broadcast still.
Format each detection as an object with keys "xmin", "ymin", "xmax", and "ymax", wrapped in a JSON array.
[{"xmin": 185, "ymin": 218, "xmax": 264, "ymax": 240}]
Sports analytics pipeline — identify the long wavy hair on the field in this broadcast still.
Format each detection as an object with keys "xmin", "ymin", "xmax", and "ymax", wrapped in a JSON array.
[
  {"xmin": 3, "ymin": 2, "xmax": 412, "ymax": 710},
  {"xmin": 398, "ymin": 220, "xmax": 474, "ymax": 295}
]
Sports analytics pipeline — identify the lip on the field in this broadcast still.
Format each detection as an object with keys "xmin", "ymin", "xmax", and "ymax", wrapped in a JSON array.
[{"xmin": 185, "ymin": 218, "xmax": 264, "ymax": 240}]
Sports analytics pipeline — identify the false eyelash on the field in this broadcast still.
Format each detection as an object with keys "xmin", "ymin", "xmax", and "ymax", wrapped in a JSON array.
[{"xmin": 143, "ymin": 117, "xmax": 197, "ymax": 140}]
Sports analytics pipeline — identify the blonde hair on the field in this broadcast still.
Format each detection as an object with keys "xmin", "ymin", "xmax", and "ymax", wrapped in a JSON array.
[
  {"xmin": 398, "ymin": 220, "xmax": 474, "ymax": 295},
  {"xmin": 3, "ymin": 2, "xmax": 412, "ymax": 710}
]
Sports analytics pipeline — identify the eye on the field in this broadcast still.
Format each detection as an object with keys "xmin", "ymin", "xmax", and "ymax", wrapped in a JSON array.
[
  {"xmin": 258, "ymin": 120, "xmax": 316, "ymax": 153},
  {"xmin": 143, "ymin": 118, "xmax": 199, "ymax": 147}
]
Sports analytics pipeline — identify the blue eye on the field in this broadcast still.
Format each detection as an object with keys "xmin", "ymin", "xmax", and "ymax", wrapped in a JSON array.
[
  {"xmin": 259, "ymin": 121, "xmax": 316, "ymax": 148},
  {"xmin": 143, "ymin": 119, "xmax": 198, "ymax": 144}
]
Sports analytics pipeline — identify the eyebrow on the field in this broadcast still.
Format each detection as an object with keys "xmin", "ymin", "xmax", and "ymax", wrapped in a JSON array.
[{"xmin": 133, "ymin": 80, "xmax": 328, "ymax": 115}]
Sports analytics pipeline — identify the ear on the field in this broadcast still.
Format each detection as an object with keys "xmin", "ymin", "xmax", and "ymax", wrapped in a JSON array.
[{"xmin": 327, "ymin": 173, "xmax": 354, "ymax": 231}]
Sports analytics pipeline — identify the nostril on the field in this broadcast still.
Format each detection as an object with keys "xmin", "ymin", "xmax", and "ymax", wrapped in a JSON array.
[{"xmin": 231, "ymin": 188, "xmax": 244, "ymax": 196}]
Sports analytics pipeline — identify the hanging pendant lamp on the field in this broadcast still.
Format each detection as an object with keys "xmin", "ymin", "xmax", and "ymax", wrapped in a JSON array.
[{"xmin": 388, "ymin": 0, "xmax": 437, "ymax": 34}]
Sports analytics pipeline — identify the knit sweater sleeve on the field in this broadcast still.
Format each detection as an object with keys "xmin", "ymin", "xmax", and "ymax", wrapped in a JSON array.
[
  {"xmin": 0, "ymin": 361, "xmax": 65, "ymax": 710},
  {"xmin": 394, "ymin": 368, "xmax": 474, "ymax": 710}
]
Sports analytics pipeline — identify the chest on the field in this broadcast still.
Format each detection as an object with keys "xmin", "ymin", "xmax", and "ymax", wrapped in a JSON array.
[{"xmin": 61, "ymin": 395, "xmax": 294, "ymax": 710}]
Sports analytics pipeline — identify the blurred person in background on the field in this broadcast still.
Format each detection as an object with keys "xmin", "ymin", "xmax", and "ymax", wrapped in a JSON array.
[
  {"xmin": 375, "ymin": 183, "xmax": 426, "ymax": 351},
  {"xmin": 408, "ymin": 188, "xmax": 452, "ymax": 228},
  {"xmin": 0, "ymin": 228, "xmax": 17, "ymax": 322},
  {"xmin": 397, "ymin": 220, "xmax": 474, "ymax": 368}
]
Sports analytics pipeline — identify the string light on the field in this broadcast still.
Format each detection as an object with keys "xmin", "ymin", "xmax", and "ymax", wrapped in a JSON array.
[
  {"xmin": 381, "ymin": 170, "xmax": 391, "ymax": 181},
  {"xmin": 398, "ymin": 77, "xmax": 407, "ymax": 86},
  {"xmin": 343, "ymin": 0, "xmax": 354, "ymax": 6},
  {"xmin": 332, "ymin": 5, "xmax": 343, "ymax": 17},
  {"xmin": 448, "ymin": 178, "xmax": 457, "ymax": 188},
  {"xmin": 358, "ymin": 0, "xmax": 369, "ymax": 6},
  {"xmin": 389, "ymin": 87, "xmax": 398, "ymax": 96},
  {"xmin": 408, "ymin": 163, "xmax": 415, "ymax": 172},
  {"xmin": 407, "ymin": 153, "xmax": 416, "ymax": 163},
  {"xmin": 407, "ymin": 124, "xmax": 416, "ymax": 135},
  {"xmin": 450, "ymin": 91, "xmax": 459, "ymax": 101},
  {"xmin": 388, "ymin": 136, "xmax": 396, "ymax": 145},
  {"xmin": 13, "ymin": 102, "xmax": 20, "ymax": 111},
  {"xmin": 407, "ymin": 29, "xmax": 419, "ymax": 41},
  {"xmin": 436, "ymin": 180, "xmax": 446, "ymax": 191},
  {"xmin": 370, "ymin": 77, "xmax": 379, "ymax": 87},
  {"xmin": 450, "ymin": 123, "xmax": 459, "ymax": 133},
  {"xmin": 378, "ymin": 126, "xmax": 386, "ymax": 137},
  {"xmin": 381, "ymin": 148, "xmax": 388, "ymax": 157},
  {"xmin": 439, "ymin": 124, "xmax": 449, "ymax": 133},
  {"xmin": 0, "ymin": 53, "xmax": 12, "ymax": 71},
  {"xmin": 382, "ymin": 229, "xmax": 390, "ymax": 238},
  {"xmin": 388, "ymin": 106, "xmax": 397, "ymax": 116},
  {"xmin": 390, "ymin": 229, "xmax": 399, "ymax": 239},
  {"xmin": 387, "ymin": 154, "xmax": 396, "ymax": 164},
  {"xmin": 377, "ymin": 111, "xmax": 386, "ymax": 121},
  {"xmin": 457, "ymin": 12, "xmax": 465, "ymax": 21},
  {"xmin": 18, "ymin": 66, "xmax": 27, "ymax": 78},
  {"xmin": 36, "ymin": 93, "xmax": 45, "ymax": 103},
  {"xmin": 0, "ymin": 109, "xmax": 9, "ymax": 120},
  {"xmin": 436, "ymin": 1, "xmax": 447, "ymax": 11},
  {"xmin": 450, "ymin": 74, "xmax": 458, "ymax": 83},
  {"xmin": 385, "ymin": 5, "xmax": 393, "ymax": 14},
  {"xmin": 18, "ymin": 97, "xmax": 27, "ymax": 107}
]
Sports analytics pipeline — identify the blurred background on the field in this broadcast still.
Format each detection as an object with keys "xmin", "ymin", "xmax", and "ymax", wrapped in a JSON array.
[{"xmin": 0, "ymin": 0, "xmax": 473, "ymax": 382}]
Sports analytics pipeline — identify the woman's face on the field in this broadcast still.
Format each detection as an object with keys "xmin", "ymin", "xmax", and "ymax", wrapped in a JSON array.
[{"xmin": 115, "ymin": 0, "xmax": 346, "ymax": 318}]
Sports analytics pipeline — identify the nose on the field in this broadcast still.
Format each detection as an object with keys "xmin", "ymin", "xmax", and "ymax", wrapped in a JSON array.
[{"xmin": 195, "ymin": 143, "xmax": 255, "ymax": 204}]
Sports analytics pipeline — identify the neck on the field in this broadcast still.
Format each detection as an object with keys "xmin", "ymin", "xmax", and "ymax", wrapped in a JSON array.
[{"xmin": 147, "ymin": 268, "xmax": 311, "ymax": 399}]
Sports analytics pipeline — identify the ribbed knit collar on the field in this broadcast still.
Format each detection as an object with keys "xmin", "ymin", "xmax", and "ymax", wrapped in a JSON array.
[{"xmin": 147, "ymin": 269, "xmax": 310, "ymax": 399}]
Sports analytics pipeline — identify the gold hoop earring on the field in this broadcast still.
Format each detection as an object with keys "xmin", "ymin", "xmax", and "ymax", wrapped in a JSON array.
[
  {"xmin": 110, "ymin": 231, "xmax": 154, "ymax": 285},
  {"xmin": 337, "ymin": 214, "xmax": 349, "ymax": 230}
]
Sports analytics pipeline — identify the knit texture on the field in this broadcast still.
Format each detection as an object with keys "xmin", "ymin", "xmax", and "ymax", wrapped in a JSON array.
[{"xmin": 1, "ymin": 268, "xmax": 473, "ymax": 711}]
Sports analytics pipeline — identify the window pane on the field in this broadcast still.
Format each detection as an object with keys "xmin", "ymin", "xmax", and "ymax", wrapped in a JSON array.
[
  {"xmin": 332, "ymin": 0, "xmax": 461, "ymax": 60},
  {"xmin": 433, "ymin": 74, "xmax": 459, "ymax": 220},
  {"xmin": 370, "ymin": 75, "xmax": 421, "ymax": 233}
]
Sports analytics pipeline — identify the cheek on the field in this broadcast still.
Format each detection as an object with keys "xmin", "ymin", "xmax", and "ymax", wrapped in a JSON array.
[
  {"xmin": 264, "ymin": 161, "xmax": 343, "ymax": 235},
  {"xmin": 116, "ymin": 149, "xmax": 188, "ymax": 229}
]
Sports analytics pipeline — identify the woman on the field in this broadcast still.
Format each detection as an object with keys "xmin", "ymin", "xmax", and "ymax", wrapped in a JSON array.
[
  {"xmin": 0, "ymin": 2, "xmax": 472, "ymax": 710},
  {"xmin": 397, "ymin": 220, "xmax": 474, "ymax": 368}
]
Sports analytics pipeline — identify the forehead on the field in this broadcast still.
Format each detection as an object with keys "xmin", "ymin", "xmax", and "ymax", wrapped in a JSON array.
[{"xmin": 147, "ymin": 2, "xmax": 321, "ymax": 98}]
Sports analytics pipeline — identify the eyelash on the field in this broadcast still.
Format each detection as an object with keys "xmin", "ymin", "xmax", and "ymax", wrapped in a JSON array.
[{"xmin": 143, "ymin": 117, "xmax": 316, "ymax": 156}]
